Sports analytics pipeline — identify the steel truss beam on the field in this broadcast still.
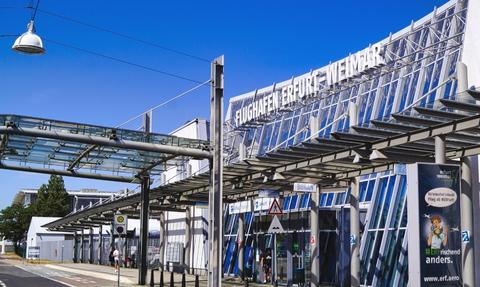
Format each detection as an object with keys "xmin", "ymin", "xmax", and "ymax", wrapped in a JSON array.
[{"xmin": 0, "ymin": 126, "xmax": 213, "ymax": 159}]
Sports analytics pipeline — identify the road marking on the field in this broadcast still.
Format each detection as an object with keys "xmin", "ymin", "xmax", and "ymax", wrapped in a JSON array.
[
  {"xmin": 44, "ymin": 264, "xmax": 134, "ymax": 284},
  {"xmin": 0, "ymin": 279, "xmax": 6, "ymax": 287},
  {"xmin": 14, "ymin": 264, "xmax": 76, "ymax": 287}
]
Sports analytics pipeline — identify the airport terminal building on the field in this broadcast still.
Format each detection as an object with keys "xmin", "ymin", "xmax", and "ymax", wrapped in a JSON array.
[
  {"xmin": 222, "ymin": 0, "xmax": 480, "ymax": 285},
  {"xmin": 33, "ymin": 0, "xmax": 480, "ymax": 286}
]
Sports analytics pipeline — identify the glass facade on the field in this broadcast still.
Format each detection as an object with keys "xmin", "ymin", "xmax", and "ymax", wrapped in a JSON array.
[{"xmin": 223, "ymin": 1, "xmax": 469, "ymax": 286}]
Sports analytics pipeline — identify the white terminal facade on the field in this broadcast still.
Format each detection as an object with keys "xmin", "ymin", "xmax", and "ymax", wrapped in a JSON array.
[{"xmin": 222, "ymin": 0, "xmax": 480, "ymax": 286}]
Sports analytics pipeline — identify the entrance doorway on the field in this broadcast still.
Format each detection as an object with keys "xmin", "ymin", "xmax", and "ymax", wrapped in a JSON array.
[{"xmin": 255, "ymin": 231, "xmax": 309, "ymax": 285}]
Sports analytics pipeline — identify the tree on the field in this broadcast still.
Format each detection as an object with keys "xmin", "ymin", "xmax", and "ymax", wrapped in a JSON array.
[
  {"xmin": 31, "ymin": 175, "xmax": 70, "ymax": 217},
  {"xmin": 0, "ymin": 175, "xmax": 70, "ymax": 255},
  {"xmin": 0, "ymin": 203, "xmax": 33, "ymax": 254}
]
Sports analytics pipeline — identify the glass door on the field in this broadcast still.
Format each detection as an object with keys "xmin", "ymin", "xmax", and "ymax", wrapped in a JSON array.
[{"xmin": 275, "ymin": 233, "xmax": 288, "ymax": 285}]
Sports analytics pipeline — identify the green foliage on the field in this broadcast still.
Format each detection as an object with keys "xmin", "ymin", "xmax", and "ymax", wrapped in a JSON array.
[
  {"xmin": 0, "ymin": 203, "xmax": 33, "ymax": 253},
  {"xmin": 0, "ymin": 175, "xmax": 69, "ymax": 254},
  {"xmin": 30, "ymin": 175, "xmax": 70, "ymax": 217}
]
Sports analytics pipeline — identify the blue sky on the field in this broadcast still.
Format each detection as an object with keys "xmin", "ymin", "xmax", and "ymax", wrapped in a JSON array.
[{"xmin": 0, "ymin": 0, "xmax": 448, "ymax": 208}]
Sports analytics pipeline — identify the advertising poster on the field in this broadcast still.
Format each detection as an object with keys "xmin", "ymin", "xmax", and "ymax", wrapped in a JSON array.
[{"xmin": 407, "ymin": 163, "xmax": 462, "ymax": 286}]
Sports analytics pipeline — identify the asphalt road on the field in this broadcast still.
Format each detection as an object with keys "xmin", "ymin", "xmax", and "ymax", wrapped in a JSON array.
[{"xmin": 0, "ymin": 260, "xmax": 67, "ymax": 287}]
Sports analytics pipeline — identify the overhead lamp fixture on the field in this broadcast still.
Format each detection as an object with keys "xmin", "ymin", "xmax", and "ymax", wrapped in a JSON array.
[
  {"xmin": 272, "ymin": 172, "xmax": 285, "ymax": 181},
  {"xmin": 352, "ymin": 149, "xmax": 370, "ymax": 164},
  {"xmin": 12, "ymin": 1, "xmax": 45, "ymax": 55},
  {"xmin": 369, "ymin": 150, "xmax": 387, "ymax": 161}
]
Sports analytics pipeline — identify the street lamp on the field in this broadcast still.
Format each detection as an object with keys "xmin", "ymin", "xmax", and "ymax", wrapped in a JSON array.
[
  {"xmin": 12, "ymin": 0, "xmax": 45, "ymax": 55},
  {"xmin": 12, "ymin": 20, "xmax": 45, "ymax": 55}
]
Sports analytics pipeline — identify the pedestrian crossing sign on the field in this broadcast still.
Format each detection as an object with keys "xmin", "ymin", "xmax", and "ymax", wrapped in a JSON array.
[{"xmin": 268, "ymin": 198, "xmax": 282, "ymax": 215}]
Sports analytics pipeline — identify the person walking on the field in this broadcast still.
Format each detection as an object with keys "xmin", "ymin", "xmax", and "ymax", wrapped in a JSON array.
[{"xmin": 113, "ymin": 248, "xmax": 120, "ymax": 273}]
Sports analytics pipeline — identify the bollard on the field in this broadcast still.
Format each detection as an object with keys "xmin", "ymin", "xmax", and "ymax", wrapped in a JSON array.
[
  {"xmin": 195, "ymin": 274, "xmax": 199, "ymax": 287},
  {"xmin": 274, "ymin": 279, "xmax": 278, "ymax": 287},
  {"xmin": 160, "ymin": 270, "xmax": 164, "ymax": 287},
  {"xmin": 181, "ymin": 273, "xmax": 186, "ymax": 287},
  {"xmin": 170, "ymin": 271, "xmax": 174, "ymax": 287},
  {"xmin": 150, "ymin": 269, "xmax": 155, "ymax": 287}
]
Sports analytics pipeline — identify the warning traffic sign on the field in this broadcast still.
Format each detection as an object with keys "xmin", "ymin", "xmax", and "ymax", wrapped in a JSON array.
[
  {"xmin": 268, "ymin": 198, "xmax": 283, "ymax": 215},
  {"xmin": 267, "ymin": 216, "xmax": 284, "ymax": 234}
]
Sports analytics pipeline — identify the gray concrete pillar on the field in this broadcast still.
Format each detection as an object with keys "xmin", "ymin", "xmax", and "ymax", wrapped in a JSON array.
[
  {"xmin": 310, "ymin": 187, "xmax": 320, "ymax": 287},
  {"xmin": 350, "ymin": 178, "xmax": 360, "ymax": 287},
  {"xmin": 349, "ymin": 100, "xmax": 360, "ymax": 286},
  {"xmin": 434, "ymin": 135, "xmax": 446, "ymax": 164},
  {"xmin": 457, "ymin": 61, "xmax": 475, "ymax": 287},
  {"xmin": 237, "ymin": 213, "xmax": 245, "ymax": 280},
  {"xmin": 185, "ymin": 207, "xmax": 192, "ymax": 274},
  {"xmin": 461, "ymin": 157, "xmax": 475, "ymax": 287}
]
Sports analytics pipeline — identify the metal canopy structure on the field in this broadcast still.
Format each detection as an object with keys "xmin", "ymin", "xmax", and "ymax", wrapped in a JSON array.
[
  {"xmin": 43, "ymin": 89, "xmax": 480, "ymax": 231},
  {"xmin": 0, "ymin": 114, "xmax": 212, "ymax": 183}
]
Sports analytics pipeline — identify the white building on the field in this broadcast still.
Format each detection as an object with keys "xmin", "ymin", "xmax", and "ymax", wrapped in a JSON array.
[
  {"xmin": 26, "ymin": 217, "xmax": 73, "ymax": 261},
  {"xmin": 162, "ymin": 119, "xmax": 210, "ymax": 271}
]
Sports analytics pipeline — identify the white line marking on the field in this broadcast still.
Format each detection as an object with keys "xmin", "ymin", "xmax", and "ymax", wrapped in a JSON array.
[
  {"xmin": 14, "ymin": 264, "xmax": 75, "ymax": 287},
  {"xmin": 0, "ymin": 279, "xmax": 6, "ymax": 287}
]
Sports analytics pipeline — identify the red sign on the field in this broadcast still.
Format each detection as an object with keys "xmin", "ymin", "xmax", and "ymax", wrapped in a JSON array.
[
  {"xmin": 310, "ymin": 235, "xmax": 316, "ymax": 245},
  {"xmin": 268, "ymin": 198, "xmax": 283, "ymax": 215}
]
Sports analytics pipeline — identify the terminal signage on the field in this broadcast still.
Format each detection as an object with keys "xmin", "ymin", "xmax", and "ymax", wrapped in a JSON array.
[
  {"xmin": 229, "ymin": 200, "xmax": 251, "ymax": 214},
  {"xmin": 234, "ymin": 43, "xmax": 385, "ymax": 126},
  {"xmin": 407, "ymin": 163, "xmax": 462, "ymax": 286},
  {"xmin": 254, "ymin": 198, "xmax": 274, "ymax": 212},
  {"xmin": 293, "ymin": 182, "xmax": 318, "ymax": 193}
]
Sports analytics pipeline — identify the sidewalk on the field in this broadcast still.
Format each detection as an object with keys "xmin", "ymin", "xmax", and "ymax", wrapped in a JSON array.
[
  {"xmin": 43, "ymin": 262, "xmax": 209, "ymax": 286},
  {"xmin": 43, "ymin": 262, "xmax": 272, "ymax": 286}
]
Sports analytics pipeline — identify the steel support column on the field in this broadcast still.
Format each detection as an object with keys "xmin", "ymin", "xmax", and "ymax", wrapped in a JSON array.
[
  {"xmin": 99, "ymin": 225, "xmax": 103, "ymax": 264},
  {"xmin": 457, "ymin": 62, "xmax": 475, "ymax": 287},
  {"xmin": 208, "ymin": 55, "xmax": 224, "ymax": 287},
  {"xmin": 185, "ymin": 207, "xmax": 192, "ymax": 274},
  {"xmin": 349, "ymin": 101, "xmax": 360, "ymax": 287},
  {"xmin": 80, "ymin": 229, "xmax": 85, "ymax": 263},
  {"xmin": 138, "ymin": 176, "xmax": 150, "ymax": 285},
  {"xmin": 73, "ymin": 232, "xmax": 78, "ymax": 263},
  {"xmin": 237, "ymin": 213, "xmax": 245, "ymax": 281},
  {"xmin": 310, "ymin": 186, "xmax": 320, "ymax": 287},
  {"xmin": 159, "ymin": 212, "xmax": 166, "ymax": 270},
  {"xmin": 110, "ymin": 224, "xmax": 115, "ymax": 256},
  {"xmin": 89, "ymin": 227, "xmax": 94, "ymax": 264}
]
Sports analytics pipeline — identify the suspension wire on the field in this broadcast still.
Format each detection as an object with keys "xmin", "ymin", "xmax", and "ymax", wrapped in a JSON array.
[
  {"xmin": 31, "ymin": 0, "xmax": 40, "ymax": 21},
  {"xmin": 31, "ymin": 7, "xmax": 212, "ymax": 63},
  {"xmin": 115, "ymin": 79, "xmax": 211, "ymax": 128},
  {"xmin": 44, "ymin": 38, "xmax": 205, "ymax": 84}
]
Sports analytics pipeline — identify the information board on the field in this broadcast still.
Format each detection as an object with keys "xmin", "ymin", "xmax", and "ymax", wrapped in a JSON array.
[{"xmin": 407, "ymin": 163, "xmax": 462, "ymax": 286}]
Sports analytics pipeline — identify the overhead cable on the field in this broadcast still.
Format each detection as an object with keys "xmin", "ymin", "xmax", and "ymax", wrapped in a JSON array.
[
  {"xmin": 45, "ymin": 38, "xmax": 205, "ymax": 84},
  {"xmin": 115, "ymin": 79, "xmax": 211, "ymax": 128},
  {"xmin": 32, "ymin": 7, "xmax": 211, "ymax": 63}
]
